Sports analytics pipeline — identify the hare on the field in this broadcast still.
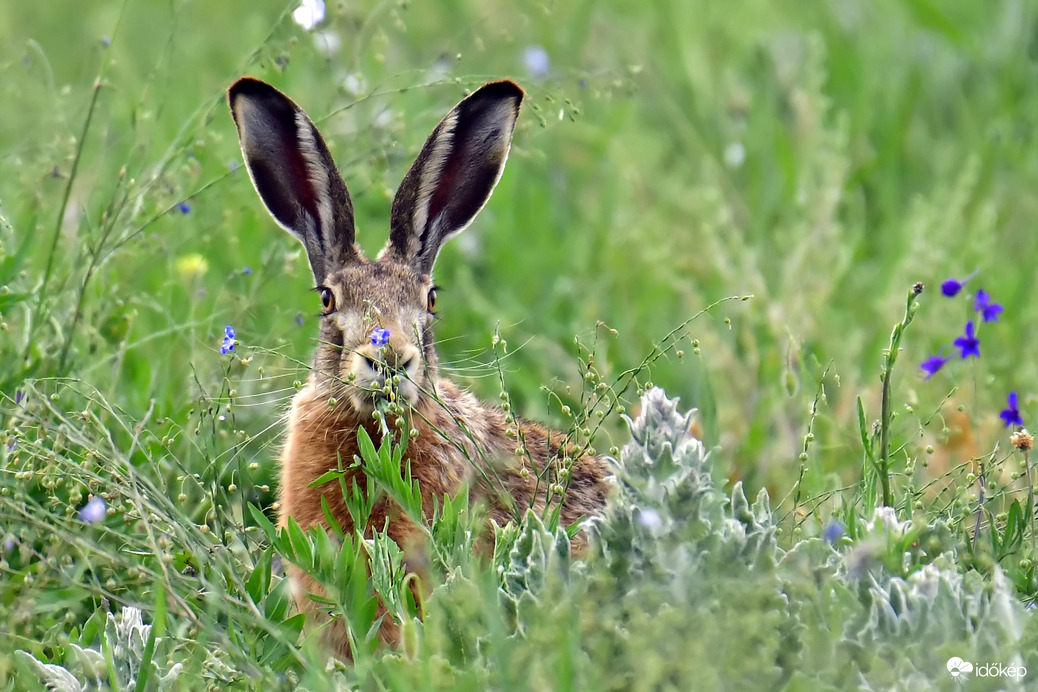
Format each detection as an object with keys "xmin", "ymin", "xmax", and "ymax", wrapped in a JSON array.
[{"xmin": 227, "ymin": 77, "xmax": 611, "ymax": 656}]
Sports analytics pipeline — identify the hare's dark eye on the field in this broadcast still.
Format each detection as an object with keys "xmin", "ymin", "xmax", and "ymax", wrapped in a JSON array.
[
  {"xmin": 318, "ymin": 287, "xmax": 335, "ymax": 314},
  {"xmin": 426, "ymin": 287, "xmax": 438, "ymax": 314}
]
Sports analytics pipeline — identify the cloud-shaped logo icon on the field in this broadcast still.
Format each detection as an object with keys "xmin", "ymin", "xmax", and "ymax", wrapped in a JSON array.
[{"xmin": 946, "ymin": 657, "xmax": 974, "ymax": 677}]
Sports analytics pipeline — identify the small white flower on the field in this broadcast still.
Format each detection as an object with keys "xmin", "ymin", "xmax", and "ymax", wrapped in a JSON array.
[
  {"xmin": 723, "ymin": 141, "xmax": 746, "ymax": 168},
  {"xmin": 292, "ymin": 0, "xmax": 325, "ymax": 31},
  {"xmin": 312, "ymin": 29, "xmax": 341, "ymax": 56},
  {"xmin": 343, "ymin": 73, "xmax": 367, "ymax": 97},
  {"xmin": 867, "ymin": 506, "xmax": 910, "ymax": 535},
  {"xmin": 637, "ymin": 507, "xmax": 662, "ymax": 530}
]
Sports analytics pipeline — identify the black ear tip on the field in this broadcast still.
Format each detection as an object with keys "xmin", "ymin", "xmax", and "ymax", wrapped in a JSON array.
[
  {"xmin": 473, "ymin": 79, "xmax": 525, "ymax": 105},
  {"xmin": 227, "ymin": 77, "xmax": 284, "ymax": 106}
]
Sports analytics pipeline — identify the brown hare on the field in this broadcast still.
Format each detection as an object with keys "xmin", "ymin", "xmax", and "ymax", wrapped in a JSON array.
[{"xmin": 227, "ymin": 77, "xmax": 611, "ymax": 656}]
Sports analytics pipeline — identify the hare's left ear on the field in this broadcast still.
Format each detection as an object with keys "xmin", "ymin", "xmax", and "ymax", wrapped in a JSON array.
[
  {"xmin": 384, "ymin": 81, "xmax": 523, "ymax": 274},
  {"xmin": 228, "ymin": 77, "xmax": 358, "ymax": 284}
]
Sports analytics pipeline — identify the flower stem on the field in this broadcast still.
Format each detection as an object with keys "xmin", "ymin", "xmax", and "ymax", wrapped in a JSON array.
[{"xmin": 878, "ymin": 283, "xmax": 923, "ymax": 507}]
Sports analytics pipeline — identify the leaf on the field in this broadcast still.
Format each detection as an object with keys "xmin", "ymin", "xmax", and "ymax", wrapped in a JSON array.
[
  {"xmin": 245, "ymin": 548, "xmax": 273, "ymax": 604},
  {"xmin": 133, "ymin": 587, "xmax": 166, "ymax": 692},
  {"xmin": 320, "ymin": 495, "xmax": 346, "ymax": 539},
  {"xmin": 15, "ymin": 651, "xmax": 85, "ymax": 692},
  {"xmin": 265, "ymin": 577, "xmax": 291, "ymax": 622},
  {"xmin": 857, "ymin": 397, "xmax": 873, "ymax": 461},
  {"xmin": 285, "ymin": 518, "xmax": 313, "ymax": 570},
  {"xmin": 308, "ymin": 468, "xmax": 342, "ymax": 488},
  {"xmin": 247, "ymin": 503, "xmax": 280, "ymax": 550},
  {"xmin": 0, "ymin": 291, "xmax": 31, "ymax": 312}
]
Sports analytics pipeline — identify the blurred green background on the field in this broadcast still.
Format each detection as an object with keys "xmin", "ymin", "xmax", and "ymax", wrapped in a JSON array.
[{"xmin": 2, "ymin": 0, "xmax": 1037, "ymax": 541}]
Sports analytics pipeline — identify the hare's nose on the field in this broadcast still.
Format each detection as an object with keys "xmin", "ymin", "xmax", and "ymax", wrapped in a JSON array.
[{"xmin": 363, "ymin": 345, "xmax": 417, "ymax": 374}]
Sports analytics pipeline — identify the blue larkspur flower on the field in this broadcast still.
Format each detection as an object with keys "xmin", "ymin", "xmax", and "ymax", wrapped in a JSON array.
[
  {"xmin": 220, "ymin": 325, "xmax": 236, "ymax": 354},
  {"xmin": 371, "ymin": 328, "xmax": 390, "ymax": 347},
  {"xmin": 1000, "ymin": 392, "xmax": 1024, "ymax": 428},
  {"xmin": 940, "ymin": 270, "xmax": 977, "ymax": 297},
  {"xmin": 973, "ymin": 289, "xmax": 1003, "ymax": 323},
  {"xmin": 920, "ymin": 349, "xmax": 949, "ymax": 380},
  {"xmin": 177, "ymin": 202, "xmax": 191, "ymax": 214},
  {"xmin": 953, "ymin": 321, "xmax": 980, "ymax": 359},
  {"xmin": 823, "ymin": 520, "xmax": 845, "ymax": 544}
]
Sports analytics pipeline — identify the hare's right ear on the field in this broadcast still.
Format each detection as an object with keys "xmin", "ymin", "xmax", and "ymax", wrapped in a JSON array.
[{"xmin": 228, "ymin": 77, "xmax": 357, "ymax": 284}]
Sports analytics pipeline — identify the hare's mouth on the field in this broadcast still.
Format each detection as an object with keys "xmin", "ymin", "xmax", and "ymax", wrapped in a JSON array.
[{"xmin": 347, "ymin": 351, "xmax": 421, "ymax": 411}]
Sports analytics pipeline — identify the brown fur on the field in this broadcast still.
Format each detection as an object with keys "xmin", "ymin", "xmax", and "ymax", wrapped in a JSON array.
[{"xmin": 228, "ymin": 77, "xmax": 612, "ymax": 656}]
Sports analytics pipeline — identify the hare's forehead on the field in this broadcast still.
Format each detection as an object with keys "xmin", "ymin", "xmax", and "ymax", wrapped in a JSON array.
[{"xmin": 333, "ymin": 261, "xmax": 429, "ymax": 307}]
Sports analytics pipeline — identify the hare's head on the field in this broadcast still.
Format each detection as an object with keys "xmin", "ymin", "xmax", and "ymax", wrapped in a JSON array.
[{"xmin": 228, "ymin": 78, "xmax": 523, "ymax": 414}]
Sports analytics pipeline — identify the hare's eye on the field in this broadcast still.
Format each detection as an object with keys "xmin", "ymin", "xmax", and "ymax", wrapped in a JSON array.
[
  {"xmin": 426, "ymin": 287, "xmax": 438, "ymax": 314},
  {"xmin": 318, "ymin": 287, "xmax": 335, "ymax": 313}
]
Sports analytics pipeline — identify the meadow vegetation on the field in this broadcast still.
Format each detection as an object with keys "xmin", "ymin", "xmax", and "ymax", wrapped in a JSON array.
[{"xmin": 2, "ymin": 0, "xmax": 1037, "ymax": 688}]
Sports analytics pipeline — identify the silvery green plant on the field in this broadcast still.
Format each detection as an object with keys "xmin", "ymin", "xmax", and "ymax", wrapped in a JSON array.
[
  {"xmin": 17, "ymin": 606, "xmax": 182, "ymax": 691},
  {"xmin": 461, "ymin": 388, "xmax": 1034, "ymax": 689},
  {"xmin": 590, "ymin": 387, "xmax": 778, "ymax": 584}
]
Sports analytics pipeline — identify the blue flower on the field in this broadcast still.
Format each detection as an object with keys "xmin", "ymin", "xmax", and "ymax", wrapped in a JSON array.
[
  {"xmin": 243, "ymin": 266, "xmax": 253, "ymax": 275},
  {"xmin": 79, "ymin": 497, "xmax": 107, "ymax": 525},
  {"xmin": 295, "ymin": 314, "xmax": 305, "ymax": 327},
  {"xmin": 371, "ymin": 328, "xmax": 390, "ymax": 347},
  {"xmin": 177, "ymin": 202, "xmax": 191, "ymax": 214},
  {"xmin": 973, "ymin": 289, "xmax": 1003, "ymax": 323},
  {"xmin": 823, "ymin": 520, "xmax": 845, "ymax": 544},
  {"xmin": 920, "ymin": 349, "xmax": 949, "ymax": 380},
  {"xmin": 1000, "ymin": 391, "xmax": 1024, "ymax": 428},
  {"xmin": 940, "ymin": 270, "xmax": 977, "ymax": 297},
  {"xmin": 14, "ymin": 390, "xmax": 23, "ymax": 405},
  {"xmin": 220, "ymin": 325, "xmax": 236, "ymax": 354},
  {"xmin": 953, "ymin": 321, "xmax": 980, "ymax": 359}
]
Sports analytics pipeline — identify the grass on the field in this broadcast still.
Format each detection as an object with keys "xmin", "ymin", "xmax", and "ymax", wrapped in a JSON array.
[{"xmin": 2, "ymin": 0, "xmax": 1038, "ymax": 688}]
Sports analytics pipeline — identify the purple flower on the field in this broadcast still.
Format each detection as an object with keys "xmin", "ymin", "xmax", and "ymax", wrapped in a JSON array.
[
  {"xmin": 220, "ymin": 325, "xmax": 236, "ymax": 354},
  {"xmin": 14, "ymin": 390, "xmax": 24, "ymax": 405},
  {"xmin": 1000, "ymin": 392, "xmax": 1024, "ymax": 428},
  {"xmin": 177, "ymin": 202, "xmax": 191, "ymax": 214},
  {"xmin": 243, "ymin": 266, "xmax": 253, "ymax": 275},
  {"xmin": 823, "ymin": 520, "xmax": 845, "ymax": 544},
  {"xmin": 953, "ymin": 321, "xmax": 980, "ymax": 359},
  {"xmin": 79, "ymin": 497, "xmax": 107, "ymax": 525},
  {"xmin": 371, "ymin": 328, "xmax": 390, "ymax": 347},
  {"xmin": 940, "ymin": 270, "xmax": 977, "ymax": 297},
  {"xmin": 973, "ymin": 289, "xmax": 1003, "ymax": 323},
  {"xmin": 920, "ymin": 349, "xmax": 949, "ymax": 380}
]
